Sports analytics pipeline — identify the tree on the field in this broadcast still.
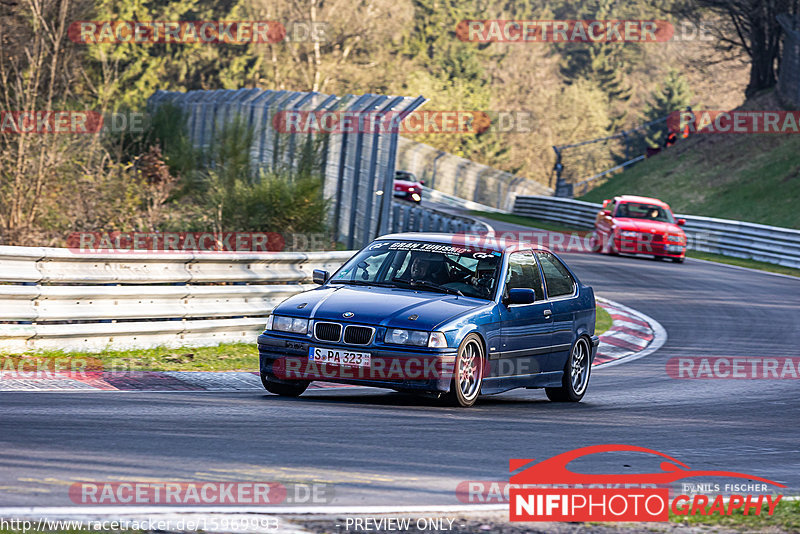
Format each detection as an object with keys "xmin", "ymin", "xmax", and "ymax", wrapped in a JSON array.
[
  {"xmin": 557, "ymin": 0, "xmax": 639, "ymax": 129},
  {"xmin": 642, "ymin": 69, "xmax": 693, "ymax": 147},
  {"xmin": 672, "ymin": 0, "xmax": 800, "ymax": 97},
  {"xmin": 0, "ymin": 0, "xmax": 85, "ymax": 244}
]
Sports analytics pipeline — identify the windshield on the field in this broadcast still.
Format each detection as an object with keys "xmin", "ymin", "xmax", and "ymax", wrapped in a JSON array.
[
  {"xmin": 329, "ymin": 240, "xmax": 502, "ymax": 300},
  {"xmin": 615, "ymin": 202, "xmax": 675, "ymax": 223}
]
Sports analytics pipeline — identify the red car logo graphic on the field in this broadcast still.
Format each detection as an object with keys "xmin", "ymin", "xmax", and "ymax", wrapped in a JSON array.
[{"xmin": 510, "ymin": 444, "xmax": 785, "ymax": 487}]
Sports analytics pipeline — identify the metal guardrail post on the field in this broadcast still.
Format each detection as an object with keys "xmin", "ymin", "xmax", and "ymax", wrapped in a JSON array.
[
  {"xmin": 362, "ymin": 96, "xmax": 399, "ymax": 242},
  {"xmin": 254, "ymin": 90, "xmax": 283, "ymax": 170},
  {"xmin": 285, "ymin": 92, "xmax": 317, "ymax": 172},
  {"xmin": 271, "ymin": 92, "xmax": 303, "ymax": 169},
  {"xmin": 376, "ymin": 96, "xmax": 426, "ymax": 237}
]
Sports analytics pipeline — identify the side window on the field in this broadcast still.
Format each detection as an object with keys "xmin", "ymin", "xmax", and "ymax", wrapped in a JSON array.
[
  {"xmin": 505, "ymin": 251, "xmax": 545, "ymax": 301},
  {"xmin": 537, "ymin": 252, "xmax": 575, "ymax": 298}
]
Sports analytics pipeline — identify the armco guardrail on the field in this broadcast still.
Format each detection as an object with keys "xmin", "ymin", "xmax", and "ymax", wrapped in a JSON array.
[
  {"xmin": 0, "ymin": 247, "xmax": 355, "ymax": 353},
  {"xmin": 396, "ymin": 137, "xmax": 553, "ymax": 211},
  {"xmin": 424, "ymin": 188, "xmax": 504, "ymax": 214},
  {"xmin": 512, "ymin": 196, "xmax": 599, "ymax": 230},
  {"xmin": 0, "ymin": 202, "xmax": 487, "ymax": 353},
  {"xmin": 513, "ymin": 196, "xmax": 800, "ymax": 269}
]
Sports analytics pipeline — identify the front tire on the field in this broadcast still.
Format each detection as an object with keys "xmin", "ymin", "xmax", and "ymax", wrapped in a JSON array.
[
  {"xmin": 602, "ymin": 235, "xmax": 618, "ymax": 256},
  {"xmin": 589, "ymin": 232, "xmax": 602, "ymax": 253},
  {"xmin": 261, "ymin": 371, "xmax": 309, "ymax": 397},
  {"xmin": 671, "ymin": 257, "xmax": 684, "ymax": 263},
  {"xmin": 444, "ymin": 334, "xmax": 484, "ymax": 407},
  {"xmin": 546, "ymin": 337, "xmax": 591, "ymax": 402}
]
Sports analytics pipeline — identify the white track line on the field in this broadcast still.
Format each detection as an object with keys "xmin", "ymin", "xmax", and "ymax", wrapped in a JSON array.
[{"xmin": 686, "ymin": 257, "xmax": 800, "ymax": 281}]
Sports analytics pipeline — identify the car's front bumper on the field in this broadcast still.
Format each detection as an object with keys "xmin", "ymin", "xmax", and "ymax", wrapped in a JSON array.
[
  {"xmin": 258, "ymin": 332, "xmax": 458, "ymax": 393},
  {"xmin": 614, "ymin": 237, "xmax": 685, "ymax": 258}
]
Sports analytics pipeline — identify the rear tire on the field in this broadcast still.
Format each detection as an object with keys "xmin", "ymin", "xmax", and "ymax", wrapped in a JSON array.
[
  {"xmin": 546, "ymin": 337, "xmax": 591, "ymax": 402},
  {"xmin": 260, "ymin": 371, "xmax": 309, "ymax": 397},
  {"xmin": 444, "ymin": 334, "xmax": 484, "ymax": 407}
]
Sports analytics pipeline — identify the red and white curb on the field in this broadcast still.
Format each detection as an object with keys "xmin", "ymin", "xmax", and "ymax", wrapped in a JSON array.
[
  {"xmin": 594, "ymin": 296, "xmax": 667, "ymax": 368},
  {"xmin": 0, "ymin": 372, "xmax": 353, "ymax": 392}
]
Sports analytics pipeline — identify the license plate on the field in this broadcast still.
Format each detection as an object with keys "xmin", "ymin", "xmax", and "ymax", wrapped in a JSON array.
[{"xmin": 309, "ymin": 347, "xmax": 371, "ymax": 367}]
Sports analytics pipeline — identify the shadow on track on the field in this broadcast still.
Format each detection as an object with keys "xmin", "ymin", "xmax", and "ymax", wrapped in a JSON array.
[{"xmin": 259, "ymin": 389, "xmax": 600, "ymax": 411}]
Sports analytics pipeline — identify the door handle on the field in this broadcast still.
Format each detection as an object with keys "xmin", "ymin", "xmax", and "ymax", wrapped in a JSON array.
[{"xmin": 543, "ymin": 309, "xmax": 552, "ymax": 317}]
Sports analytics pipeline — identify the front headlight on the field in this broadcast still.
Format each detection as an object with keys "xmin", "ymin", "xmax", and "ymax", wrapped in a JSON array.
[
  {"xmin": 666, "ymin": 234, "xmax": 684, "ymax": 243},
  {"xmin": 272, "ymin": 315, "xmax": 309, "ymax": 334},
  {"xmin": 385, "ymin": 328, "xmax": 429, "ymax": 346},
  {"xmin": 619, "ymin": 230, "xmax": 638, "ymax": 238}
]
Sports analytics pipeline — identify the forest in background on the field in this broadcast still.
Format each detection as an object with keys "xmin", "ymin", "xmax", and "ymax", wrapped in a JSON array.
[{"xmin": 2, "ymin": 0, "xmax": 795, "ymax": 245}]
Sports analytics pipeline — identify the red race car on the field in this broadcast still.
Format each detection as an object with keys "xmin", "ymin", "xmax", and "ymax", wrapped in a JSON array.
[
  {"xmin": 590, "ymin": 195, "xmax": 687, "ymax": 263},
  {"xmin": 393, "ymin": 170, "xmax": 424, "ymax": 203}
]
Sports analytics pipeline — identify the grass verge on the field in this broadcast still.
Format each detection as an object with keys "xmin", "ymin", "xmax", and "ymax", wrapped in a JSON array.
[
  {"xmin": 687, "ymin": 250, "xmax": 800, "ymax": 278},
  {"xmin": 595, "ymin": 305, "xmax": 612, "ymax": 336},
  {"xmin": 0, "ymin": 343, "xmax": 258, "ymax": 372}
]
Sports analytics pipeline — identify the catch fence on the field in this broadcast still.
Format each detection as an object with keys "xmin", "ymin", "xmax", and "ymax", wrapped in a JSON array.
[{"xmin": 148, "ymin": 89, "xmax": 426, "ymax": 249}]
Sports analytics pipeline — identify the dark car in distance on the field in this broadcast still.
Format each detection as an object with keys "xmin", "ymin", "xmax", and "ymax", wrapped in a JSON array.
[{"xmin": 393, "ymin": 170, "xmax": 425, "ymax": 203}]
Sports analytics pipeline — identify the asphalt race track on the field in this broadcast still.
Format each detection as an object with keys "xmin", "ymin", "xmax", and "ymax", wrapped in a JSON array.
[{"xmin": 1, "ymin": 216, "xmax": 799, "ymax": 508}]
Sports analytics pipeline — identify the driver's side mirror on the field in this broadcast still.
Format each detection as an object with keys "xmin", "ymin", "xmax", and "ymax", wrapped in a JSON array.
[
  {"xmin": 504, "ymin": 288, "xmax": 536, "ymax": 305},
  {"xmin": 677, "ymin": 218, "xmax": 686, "ymax": 226},
  {"xmin": 419, "ymin": 180, "xmax": 425, "ymax": 186},
  {"xmin": 312, "ymin": 269, "xmax": 329, "ymax": 284}
]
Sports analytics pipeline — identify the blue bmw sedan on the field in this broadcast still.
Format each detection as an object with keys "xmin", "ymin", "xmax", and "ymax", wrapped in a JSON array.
[{"xmin": 257, "ymin": 233, "xmax": 599, "ymax": 407}]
